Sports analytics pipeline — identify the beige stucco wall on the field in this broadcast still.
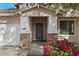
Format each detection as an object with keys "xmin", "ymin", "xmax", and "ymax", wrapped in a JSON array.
[
  {"xmin": 76, "ymin": 18, "xmax": 79, "ymax": 44},
  {"xmin": 0, "ymin": 16, "xmax": 20, "ymax": 23}
]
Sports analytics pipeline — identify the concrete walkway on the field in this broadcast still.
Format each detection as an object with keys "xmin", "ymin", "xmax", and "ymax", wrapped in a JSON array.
[{"xmin": 28, "ymin": 42, "xmax": 44, "ymax": 56}]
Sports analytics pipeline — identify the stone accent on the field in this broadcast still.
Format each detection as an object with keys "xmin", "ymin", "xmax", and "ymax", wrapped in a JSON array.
[{"xmin": 20, "ymin": 33, "xmax": 31, "ymax": 48}]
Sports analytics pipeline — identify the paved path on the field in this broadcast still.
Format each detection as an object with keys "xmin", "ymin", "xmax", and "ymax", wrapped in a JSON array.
[{"xmin": 28, "ymin": 43, "xmax": 44, "ymax": 56}]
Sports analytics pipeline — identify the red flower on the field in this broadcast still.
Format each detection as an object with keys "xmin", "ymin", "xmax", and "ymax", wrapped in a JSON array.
[
  {"xmin": 47, "ymin": 39, "xmax": 53, "ymax": 45},
  {"xmin": 72, "ymin": 50, "xmax": 79, "ymax": 56},
  {"xmin": 43, "ymin": 45, "xmax": 49, "ymax": 55},
  {"xmin": 43, "ymin": 43, "xmax": 49, "ymax": 46},
  {"xmin": 43, "ymin": 43, "xmax": 52, "ymax": 56},
  {"xmin": 58, "ymin": 40, "xmax": 70, "ymax": 51}
]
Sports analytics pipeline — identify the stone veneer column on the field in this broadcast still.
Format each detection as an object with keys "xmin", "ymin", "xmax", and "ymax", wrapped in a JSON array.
[
  {"xmin": 48, "ymin": 16, "xmax": 58, "ymax": 39},
  {"xmin": 20, "ymin": 16, "xmax": 31, "ymax": 48}
]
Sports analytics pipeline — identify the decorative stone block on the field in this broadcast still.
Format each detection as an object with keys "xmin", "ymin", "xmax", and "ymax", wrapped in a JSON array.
[{"xmin": 20, "ymin": 34, "xmax": 31, "ymax": 48}]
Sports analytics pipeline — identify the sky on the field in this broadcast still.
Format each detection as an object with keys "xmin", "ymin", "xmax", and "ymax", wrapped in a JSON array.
[{"xmin": 0, "ymin": 3, "xmax": 16, "ymax": 8}]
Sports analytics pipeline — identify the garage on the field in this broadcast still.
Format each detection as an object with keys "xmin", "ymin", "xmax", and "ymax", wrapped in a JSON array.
[{"xmin": 0, "ymin": 19, "xmax": 20, "ymax": 46}]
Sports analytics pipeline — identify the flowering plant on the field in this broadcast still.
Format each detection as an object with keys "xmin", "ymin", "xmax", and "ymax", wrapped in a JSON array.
[
  {"xmin": 43, "ymin": 43, "xmax": 53, "ymax": 56},
  {"xmin": 72, "ymin": 49, "xmax": 79, "ymax": 56},
  {"xmin": 43, "ymin": 39, "xmax": 72, "ymax": 56},
  {"xmin": 47, "ymin": 39, "xmax": 53, "ymax": 45},
  {"xmin": 58, "ymin": 40, "xmax": 70, "ymax": 51}
]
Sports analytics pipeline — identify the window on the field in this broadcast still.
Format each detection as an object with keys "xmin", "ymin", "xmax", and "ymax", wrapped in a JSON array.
[
  {"xmin": 26, "ymin": 3, "xmax": 33, "ymax": 7},
  {"xmin": 26, "ymin": 3, "xmax": 28, "ymax": 7},
  {"xmin": 60, "ymin": 20, "xmax": 74, "ymax": 35}
]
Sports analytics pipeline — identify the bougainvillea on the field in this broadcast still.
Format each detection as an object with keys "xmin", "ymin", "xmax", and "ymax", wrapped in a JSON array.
[
  {"xmin": 47, "ymin": 39, "xmax": 53, "ymax": 45},
  {"xmin": 43, "ymin": 43, "xmax": 52, "ymax": 56},
  {"xmin": 43, "ymin": 39, "xmax": 79, "ymax": 56},
  {"xmin": 58, "ymin": 40, "xmax": 70, "ymax": 51}
]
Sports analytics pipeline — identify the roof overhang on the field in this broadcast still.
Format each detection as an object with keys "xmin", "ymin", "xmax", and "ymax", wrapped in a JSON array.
[{"xmin": 12, "ymin": 5, "xmax": 56, "ymax": 16}]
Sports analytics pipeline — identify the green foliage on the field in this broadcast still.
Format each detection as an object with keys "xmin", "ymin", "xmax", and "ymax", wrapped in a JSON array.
[
  {"xmin": 47, "ymin": 3, "xmax": 79, "ymax": 10},
  {"xmin": 62, "ymin": 3, "xmax": 79, "ymax": 10}
]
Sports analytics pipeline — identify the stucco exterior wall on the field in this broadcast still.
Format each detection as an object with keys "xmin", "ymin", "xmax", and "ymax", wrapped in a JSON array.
[
  {"xmin": 76, "ymin": 19, "xmax": 79, "ymax": 44},
  {"xmin": 19, "ymin": 4, "xmax": 26, "ymax": 9}
]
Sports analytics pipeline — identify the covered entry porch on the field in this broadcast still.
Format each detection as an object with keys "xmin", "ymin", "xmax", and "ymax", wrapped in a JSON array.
[{"xmin": 29, "ymin": 16, "xmax": 48, "ymax": 41}]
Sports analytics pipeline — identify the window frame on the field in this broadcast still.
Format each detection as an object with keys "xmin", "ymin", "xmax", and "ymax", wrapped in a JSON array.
[
  {"xmin": 26, "ymin": 3, "xmax": 33, "ymax": 7},
  {"xmin": 59, "ymin": 19, "xmax": 76, "ymax": 36}
]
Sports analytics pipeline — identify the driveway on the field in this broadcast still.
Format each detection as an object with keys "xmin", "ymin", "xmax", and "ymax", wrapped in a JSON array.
[
  {"xmin": 0, "ymin": 42, "xmax": 44, "ymax": 56},
  {"xmin": 0, "ymin": 47, "xmax": 28, "ymax": 56}
]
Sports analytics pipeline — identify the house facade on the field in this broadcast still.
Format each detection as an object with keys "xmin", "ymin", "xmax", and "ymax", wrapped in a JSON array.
[{"xmin": 0, "ymin": 3, "xmax": 79, "ymax": 47}]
